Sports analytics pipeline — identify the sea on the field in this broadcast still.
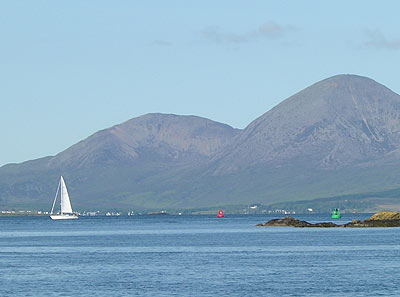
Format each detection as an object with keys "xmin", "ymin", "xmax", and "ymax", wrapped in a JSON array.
[{"xmin": 0, "ymin": 213, "xmax": 399, "ymax": 297}]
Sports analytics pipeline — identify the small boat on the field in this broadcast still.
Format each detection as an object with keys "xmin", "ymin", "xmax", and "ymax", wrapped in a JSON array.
[
  {"xmin": 331, "ymin": 208, "xmax": 341, "ymax": 219},
  {"xmin": 217, "ymin": 209, "xmax": 224, "ymax": 218},
  {"xmin": 49, "ymin": 176, "xmax": 78, "ymax": 220}
]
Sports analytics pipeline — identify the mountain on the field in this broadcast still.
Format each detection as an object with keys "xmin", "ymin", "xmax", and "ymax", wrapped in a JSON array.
[
  {"xmin": 204, "ymin": 75, "xmax": 400, "ymax": 205},
  {"xmin": 49, "ymin": 113, "xmax": 239, "ymax": 169},
  {"xmin": 0, "ymin": 114, "xmax": 239, "ymax": 210},
  {"xmin": 2, "ymin": 74, "xmax": 400, "ymax": 211},
  {"xmin": 213, "ymin": 74, "xmax": 400, "ymax": 171}
]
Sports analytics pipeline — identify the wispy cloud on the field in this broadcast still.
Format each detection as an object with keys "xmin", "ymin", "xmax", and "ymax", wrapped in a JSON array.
[
  {"xmin": 364, "ymin": 29, "xmax": 400, "ymax": 50},
  {"xmin": 203, "ymin": 21, "xmax": 295, "ymax": 44},
  {"xmin": 150, "ymin": 40, "xmax": 172, "ymax": 47}
]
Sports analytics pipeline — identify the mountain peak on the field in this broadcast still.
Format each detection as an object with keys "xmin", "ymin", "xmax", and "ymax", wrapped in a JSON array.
[
  {"xmin": 49, "ymin": 113, "xmax": 239, "ymax": 169},
  {"xmin": 311, "ymin": 74, "xmax": 392, "ymax": 96},
  {"xmin": 320, "ymin": 73, "xmax": 375, "ymax": 83},
  {"xmin": 215, "ymin": 74, "xmax": 400, "ymax": 171}
]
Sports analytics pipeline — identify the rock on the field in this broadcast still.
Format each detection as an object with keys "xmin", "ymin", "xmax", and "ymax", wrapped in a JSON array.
[
  {"xmin": 343, "ymin": 211, "xmax": 400, "ymax": 227},
  {"xmin": 262, "ymin": 216, "xmax": 311, "ymax": 227},
  {"xmin": 343, "ymin": 220, "xmax": 400, "ymax": 228},
  {"xmin": 259, "ymin": 216, "xmax": 339, "ymax": 228},
  {"xmin": 310, "ymin": 222, "xmax": 339, "ymax": 228},
  {"xmin": 366, "ymin": 211, "xmax": 400, "ymax": 221},
  {"xmin": 258, "ymin": 212, "xmax": 400, "ymax": 228}
]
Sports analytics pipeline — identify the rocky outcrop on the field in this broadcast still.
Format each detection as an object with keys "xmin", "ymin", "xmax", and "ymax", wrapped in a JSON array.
[
  {"xmin": 258, "ymin": 212, "xmax": 400, "ymax": 228},
  {"xmin": 256, "ymin": 216, "xmax": 339, "ymax": 228},
  {"xmin": 366, "ymin": 211, "xmax": 400, "ymax": 221},
  {"xmin": 342, "ymin": 219, "xmax": 400, "ymax": 227}
]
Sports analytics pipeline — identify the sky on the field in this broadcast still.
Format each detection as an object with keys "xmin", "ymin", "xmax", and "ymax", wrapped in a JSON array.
[{"xmin": 1, "ymin": 0, "xmax": 400, "ymax": 166}]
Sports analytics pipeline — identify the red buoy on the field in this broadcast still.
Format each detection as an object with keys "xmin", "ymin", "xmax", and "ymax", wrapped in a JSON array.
[{"xmin": 217, "ymin": 209, "xmax": 224, "ymax": 218}]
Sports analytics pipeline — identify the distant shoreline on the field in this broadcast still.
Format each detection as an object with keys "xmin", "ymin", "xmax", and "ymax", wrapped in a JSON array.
[
  {"xmin": 0, "ymin": 214, "xmax": 48, "ymax": 217},
  {"xmin": 0, "ymin": 212, "xmax": 374, "ymax": 218}
]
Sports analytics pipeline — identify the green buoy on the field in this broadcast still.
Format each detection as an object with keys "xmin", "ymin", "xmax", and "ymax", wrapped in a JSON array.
[{"xmin": 331, "ymin": 208, "xmax": 341, "ymax": 219}]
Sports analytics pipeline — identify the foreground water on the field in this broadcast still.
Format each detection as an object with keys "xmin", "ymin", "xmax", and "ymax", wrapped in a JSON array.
[{"xmin": 0, "ymin": 214, "xmax": 399, "ymax": 296}]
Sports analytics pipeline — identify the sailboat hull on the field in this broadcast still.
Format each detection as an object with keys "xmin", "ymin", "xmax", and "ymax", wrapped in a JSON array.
[{"xmin": 50, "ymin": 214, "xmax": 78, "ymax": 220}]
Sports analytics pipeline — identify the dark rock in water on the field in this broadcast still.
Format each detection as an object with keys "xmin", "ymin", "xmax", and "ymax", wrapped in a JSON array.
[
  {"xmin": 262, "ymin": 216, "xmax": 312, "ymax": 227},
  {"xmin": 258, "ymin": 212, "xmax": 400, "ymax": 228},
  {"xmin": 310, "ymin": 222, "xmax": 340, "ymax": 228},
  {"xmin": 259, "ymin": 216, "xmax": 340, "ymax": 228},
  {"xmin": 343, "ymin": 211, "xmax": 400, "ymax": 227},
  {"xmin": 343, "ymin": 219, "xmax": 400, "ymax": 228}
]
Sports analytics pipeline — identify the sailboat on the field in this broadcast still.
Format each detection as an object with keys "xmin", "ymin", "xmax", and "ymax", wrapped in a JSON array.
[{"xmin": 50, "ymin": 176, "xmax": 78, "ymax": 220}]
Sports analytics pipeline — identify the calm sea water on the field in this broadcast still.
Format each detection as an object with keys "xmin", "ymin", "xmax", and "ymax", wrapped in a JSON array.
[{"xmin": 0, "ymin": 214, "xmax": 399, "ymax": 297}]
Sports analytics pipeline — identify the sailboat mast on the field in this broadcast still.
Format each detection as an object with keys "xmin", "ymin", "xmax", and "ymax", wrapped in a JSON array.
[
  {"xmin": 60, "ymin": 176, "xmax": 64, "ymax": 214},
  {"xmin": 50, "ymin": 178, "xmax": 61, "ymax": 214}
]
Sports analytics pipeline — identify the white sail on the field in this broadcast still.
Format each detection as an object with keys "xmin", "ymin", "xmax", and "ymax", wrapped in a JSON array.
[
  {"xmin": 49, "ymin": 176, "xmax": 78, "ymax": 220},
  {"xmin": 60, "ymin": 176, "xmax": 73, "ymax": 214}
]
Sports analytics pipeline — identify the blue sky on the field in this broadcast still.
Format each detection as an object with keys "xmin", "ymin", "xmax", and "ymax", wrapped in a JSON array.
[{"xmin": 1, "ymin": 0, "xmax": 400, "ymax": 166}]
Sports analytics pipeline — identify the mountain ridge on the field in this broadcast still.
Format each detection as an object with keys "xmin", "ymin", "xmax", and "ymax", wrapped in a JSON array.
[
  {"xmin": 211, "ymin": 74, "xmax": 400, "ymax": 173},
  {"xmin": 2, "ymin": 74, "xmax": 400, "ymax": 211},
  {"xmin": 46, "ymin": 113, "xmax": 240, "ymax": 169}
]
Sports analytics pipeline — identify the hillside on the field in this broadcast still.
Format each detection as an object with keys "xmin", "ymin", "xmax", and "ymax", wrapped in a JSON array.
[
  {"xmin": 0, "ymin": 114, "xmax": 239, "ymax": 210},
  {"xmin": 2, "ymin": 75, "xmax": 400, "ymax": 211},
  {"xmin": 200, "ymin": 74, "xmax": 400, "ymax": 206},
  {"xmin": 213, "ymin": 74, "xmax": 400, "ymax": 171}
]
